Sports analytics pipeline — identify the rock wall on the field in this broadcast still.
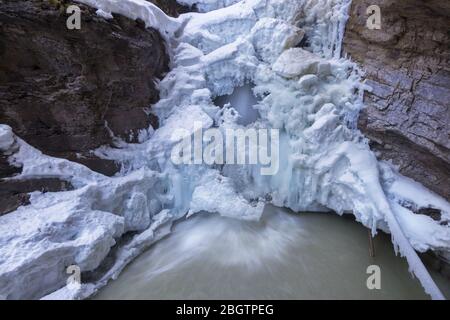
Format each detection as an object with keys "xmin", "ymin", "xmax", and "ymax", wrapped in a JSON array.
[
  {"xmin": 0, "ymin": 0, "xmax": 170, "ymax": 175},
  {"xmin": 147, "ymin": 0, "xmax": 193, "ymax": 16},
  {"xmin": 344, "ymin": 0, "xmax": 450, "ymax": 200},
  {"xmin": 0, "ymin": 0, "xmax": 172, "ymax": 215}
]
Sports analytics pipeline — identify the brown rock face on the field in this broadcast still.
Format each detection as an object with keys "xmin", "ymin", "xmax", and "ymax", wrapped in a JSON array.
[
  {"xmin": 344, "ymin": 0, "xmax": 450, "ymax": 200},
  {"xmin": 0, "ymin": 0, "xmax": 169, "ymax": 175},
  {"xmin": 147, "ymin": 0, "xmax": 193, "ymax": 17}
]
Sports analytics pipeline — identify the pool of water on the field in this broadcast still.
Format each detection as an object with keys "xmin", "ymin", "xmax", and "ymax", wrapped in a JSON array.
[{"xmin": 94, "ymin": 205, "xmax": 449, "ymax": 300}]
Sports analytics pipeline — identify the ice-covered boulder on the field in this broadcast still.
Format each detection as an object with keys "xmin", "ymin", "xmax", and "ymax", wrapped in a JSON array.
[
  {"xmin": 189, "ymin": 174, "xmax": 265, "ymax": 221},
  {"xmin": 298, "ymin": 74, "xmax": 319, "ymax": 91},
  {"xmin": 0, "ymin": 125, "xmax": 14, "ymax": 152},
  {"xmin": 0, "ymin": 204, "xmax": 124, "ymax": 299},
  {"xmin": 272, "ymin": 48, "xmax": 323, "ymax": 78}
]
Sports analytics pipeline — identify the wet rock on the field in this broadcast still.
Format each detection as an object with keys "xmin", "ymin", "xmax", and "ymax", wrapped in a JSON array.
[
  {"xmin": 416, "ymin": 207, "xmax": 442, "ymax": 222},
  {"xmin": 147, "ymin": 0, "xmax": 194, "ymax": 17},
  {"xmin": 0, "ymin": 178, "xmax": 73, "ymax": 215},
  {"xmin": 0, "ymin": 0, "xmax": 169, "ymax": 175},
  {"xmin": 344, "ymin": 0, "xmax": 450, "ymax": 200}
]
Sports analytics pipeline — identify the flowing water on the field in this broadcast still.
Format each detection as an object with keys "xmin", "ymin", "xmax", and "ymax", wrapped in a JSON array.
[{"xmin": 94, "ymin": 205, "xmax": 450, "ymax": 300}]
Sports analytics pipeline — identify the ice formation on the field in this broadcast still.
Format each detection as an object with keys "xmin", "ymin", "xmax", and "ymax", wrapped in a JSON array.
[{"xmin": 0, "ymin": 0, "xmax": 449, "ymax": 300}]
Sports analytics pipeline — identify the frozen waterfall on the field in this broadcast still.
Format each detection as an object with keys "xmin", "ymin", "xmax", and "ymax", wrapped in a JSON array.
[{"xmin": 0, "ymin": 0, "xmax": 449, "ymax": 300}]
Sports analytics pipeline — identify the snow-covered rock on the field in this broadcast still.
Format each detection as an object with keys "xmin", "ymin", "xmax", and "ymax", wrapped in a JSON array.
[
  {"xmin": 298, "ymin": 74, "xmax": 319, "ymax": 90},
  {"xmin": 0, "ymin": 125, "xmax": 14, "ymax": 152},
  {"xmin": 75, "ymin": 0, "xmax": 180, "ymax": 37},
  {"xmin": 250, "ymin": 18, "xmax": 305, "ymax": 64},
  {"xmin": 189, "ymin": 173, "xmax": 265, "ymax": 220},
  {"xmin": 178, "ymin": 0, "xmax": 241, "ymax": 12},
  {"xmin": 272, "ymin": 48, "xmax": 323, "ymax": 78},
  {"xmin": 0, "ymin": 204, "xmax": 124, "ymax": 299}
]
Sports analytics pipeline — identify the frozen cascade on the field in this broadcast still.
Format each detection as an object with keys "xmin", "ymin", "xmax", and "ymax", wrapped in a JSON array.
[{"xmin": 0, "ymin": 0, "xmax": 449, "ymax": 300}]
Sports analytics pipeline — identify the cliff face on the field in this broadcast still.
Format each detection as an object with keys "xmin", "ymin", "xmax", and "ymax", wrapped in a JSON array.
[
  {"xmin": 0, "ymin": 0, "xmax": 169, "ymax": 175},
  {"xmin": 0, "ymin": 0, "xmax": 171, "ymax": 214},
  {"xmin": 344, "ymin": 0, "xmax": 450, "ymax": 200}
]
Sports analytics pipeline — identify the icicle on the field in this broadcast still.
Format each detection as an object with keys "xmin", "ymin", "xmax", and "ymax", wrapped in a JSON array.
[{"xmin": 384, "ymin": 205, "xmax": 445, "ymax": 300}]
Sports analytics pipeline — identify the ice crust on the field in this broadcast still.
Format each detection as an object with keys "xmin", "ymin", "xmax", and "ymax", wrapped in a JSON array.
[{"xmin": 0, "ymin": 0, "xmax": 448, "ymax": 300}]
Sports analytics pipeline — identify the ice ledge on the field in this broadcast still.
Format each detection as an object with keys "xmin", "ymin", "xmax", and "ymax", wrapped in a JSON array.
[{"xmin": 75, "ymin": 0, "xmax": 181, "ymax": 38}]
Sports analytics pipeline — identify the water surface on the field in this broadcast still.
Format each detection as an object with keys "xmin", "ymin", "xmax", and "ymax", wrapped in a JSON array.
[{"xmin": 95, "ymin": 205, "xmax": 449, "ymax": 300}]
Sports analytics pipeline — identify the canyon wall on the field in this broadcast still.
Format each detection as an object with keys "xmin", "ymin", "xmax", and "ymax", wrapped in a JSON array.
[
  {"xmin": 344, "ymin": 0, "xmax": 450, "ymax": 201},
  {"xmin": 0, "ymin": 0, "xmax": 171, "ymax": 214}
]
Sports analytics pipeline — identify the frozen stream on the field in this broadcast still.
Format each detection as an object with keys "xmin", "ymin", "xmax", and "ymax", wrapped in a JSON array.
[{"xmin": 94, "ymin": 205, "xmax": 450, "ymax": 300}]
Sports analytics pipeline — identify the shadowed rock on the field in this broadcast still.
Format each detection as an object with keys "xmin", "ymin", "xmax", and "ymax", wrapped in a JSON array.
[
  {"xmin": 344, "ymin": 0, "xmax": 450, "ymax": 200},
  {"xmin": 147, "ymin": 0, "xmax": 194, "ymax": 17},
  {"xmin": 0, "ymin": 178, "xmax": 73, "ymax": 215},
  {"xmin": 0, "ymin": 0, "xmax": 170, "ymax": 175}
]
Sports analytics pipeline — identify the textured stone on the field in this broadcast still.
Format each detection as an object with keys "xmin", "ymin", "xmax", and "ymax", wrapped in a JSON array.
[
  {"xmin": 0, "ymin": 0, "xmax": 169, "ymax": 175},
  {"xmin": 344, "ymin": 0, "xmax": 450, "ymax": 200}
]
